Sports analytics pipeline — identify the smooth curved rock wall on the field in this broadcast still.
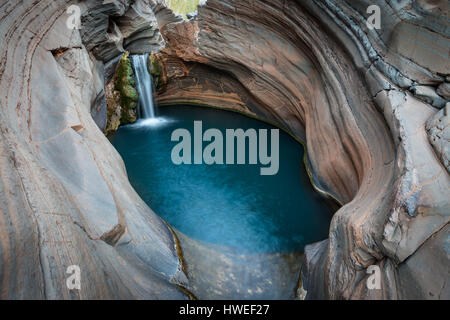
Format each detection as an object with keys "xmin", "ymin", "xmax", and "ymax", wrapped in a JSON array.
[
  {"xmin": 0, "ymin": 0, "xmax": 448, "ymax": 300},
  {"xmin": 154, "ymin": 0, "xmax": 449, "ymax": 299},
  {"xmin": 0, "ymin": 0, "xmax": 187, "ymax": 299}
]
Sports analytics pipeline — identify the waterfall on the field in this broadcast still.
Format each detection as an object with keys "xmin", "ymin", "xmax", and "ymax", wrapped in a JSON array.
[{"xmin": 130, "ymin": 54, "xmax": 156, "ymax": 119}]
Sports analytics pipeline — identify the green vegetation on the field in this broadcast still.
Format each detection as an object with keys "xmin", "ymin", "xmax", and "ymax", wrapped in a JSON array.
[
  {"xmin": 148, "ymin": 53, "xmax": 165, "ymax": 89},
  {"xmin": 105, "ymin": 90, "xmax": 121, "ymax": 135},
  {"xmin": 165, "ymin": 0, "xmax": 201, "ymax": 19},
  {"xmin": 148, "ymin": 54, "xmax": 162, "ymax": 77},
  {"xmin": 115, "ymin": 53, "xmax": 138, "ymax": 123}
]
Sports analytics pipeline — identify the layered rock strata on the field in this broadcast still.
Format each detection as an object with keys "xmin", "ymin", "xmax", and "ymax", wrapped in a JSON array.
[
  {"xmin": 0, "ymin": 0, "xmax": 187, "ymax": 299},
  {"xmin": 153, "ymin": 0, "xmax": 449, "ymax": 299},
  {"xmin": 0, "ymin": 0, "xmax": 448, "ymax": 300}
]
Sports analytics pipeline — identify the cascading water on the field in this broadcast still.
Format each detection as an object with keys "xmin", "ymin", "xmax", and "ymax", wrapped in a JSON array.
[
  {"xmin": 130, "ymin": 54, "xmax": 156, "ymax": 119},
  {"xmin": 110, "ymin": 105, "xmax": 335, "ymax": 299}
]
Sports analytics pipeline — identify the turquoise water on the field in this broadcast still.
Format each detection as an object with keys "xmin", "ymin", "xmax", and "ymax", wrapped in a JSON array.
[{"xmin": 110, "ymin": 105, "xmax": 333, "ymax": 254}]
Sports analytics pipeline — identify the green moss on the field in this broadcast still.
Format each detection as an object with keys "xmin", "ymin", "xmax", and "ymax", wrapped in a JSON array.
[
  {"xmin": 165, "ymin": 0, "xmax": 201, "ymax": 19},
  {"xmin": 148, "ymin": 54, "xmax": 162, "ymax": 77},
  {"xmin": 121, "ymin": 84, "xmax": 139, "ymax": 101},
  {"xmin": 120, "ymin": 101, "xmax": 137, "ymax": 123},
  {"xmin": 105, "ymin": 105, "xmax": 121, "ymax": 134},
  {"xmin": 148, "ymin": 53, "xmax": 165, "ymax": 90},
  {"xmin": 115, "ymin": 53, "xmax": 138, "ymax": 124},
  {"xmin": 104, "ymin": 79, "xmax": 122, "ymax": 135}
]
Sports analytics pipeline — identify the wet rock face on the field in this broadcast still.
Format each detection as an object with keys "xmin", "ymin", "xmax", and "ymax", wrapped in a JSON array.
[
  {"xmin": 156, "ymin": 0, "xmax": 449, "ymax": 299},
  {"xmin": 0, "ymin": 0, "xmax": 448, "ymax": 300}
]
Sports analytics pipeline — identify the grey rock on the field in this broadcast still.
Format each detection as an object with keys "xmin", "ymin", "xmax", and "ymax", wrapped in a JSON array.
[
  {"xmin": 437, "ymin": 82, "xmax": 450, "ymax": 100},
  {"xmin": 0, "ymin": 0, "xmax": 448, "ymax": 301},
  {"xmin": 80, "ymin": 0, "xmax": 165, "ymax": 61},
  {"xmin": 117, "ymin": 0, "xmax": 165, "ymax": 53},
  {"xmin": 104, "ymin": 54, "xmax": 124, "ymax": 83},
  {"xmin": 426, "ymin": 105, "xmax": 450, "ymax": 172},
  {"xmin": 157, "ymin": 0, "xmax": 450, "ymax": 300},
  {"xmin": 397, "ymin": 224, "xmax": 450, "ymax": 299},
  {"xmin": 91, "ymin": 90, "xmax": 107, "ymax": 131},
  {"xmin": 80, "ymin": 2, "xmax": 127, "ymax": 61},
  {"xmin": 411, "ymin": 85, "xmax": 448, "ymax": 108},
  {"xmin": 0, "ymin": 0, "xmax": 187, "ymax": 299}
]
